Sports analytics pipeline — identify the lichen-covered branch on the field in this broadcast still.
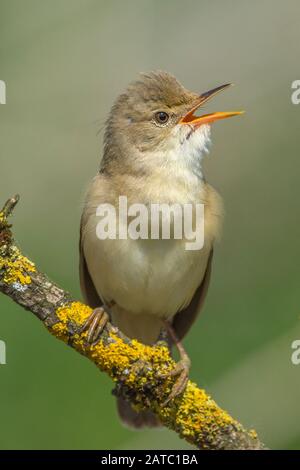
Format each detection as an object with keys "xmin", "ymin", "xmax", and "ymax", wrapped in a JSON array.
[{"xmin": 0, "ymin": 195, "xmax": 266, "ymax": 450}]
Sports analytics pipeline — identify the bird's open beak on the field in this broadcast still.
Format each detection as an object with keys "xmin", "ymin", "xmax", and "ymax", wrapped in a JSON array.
[{"xmin": 179, "ymin": 84, "xmax": 244, "ymax": 127}]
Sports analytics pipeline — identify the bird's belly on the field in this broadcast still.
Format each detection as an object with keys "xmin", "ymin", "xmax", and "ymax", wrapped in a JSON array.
[{"xmin": 83, "ymin": 227, "xmax": 211, "ymax": 320}]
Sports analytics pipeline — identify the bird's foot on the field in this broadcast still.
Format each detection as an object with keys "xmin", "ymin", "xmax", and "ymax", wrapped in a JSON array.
[
  {"xmin": 161, "ymin": 355, "xmax": 190, "ymax": 405},
  {"xmin": 159, "ymin": 320, "xmax": 191, "ymax": 405},
  {"xmin": 79, "ymin": 306, "xmax": 110, "ymax": 345}
]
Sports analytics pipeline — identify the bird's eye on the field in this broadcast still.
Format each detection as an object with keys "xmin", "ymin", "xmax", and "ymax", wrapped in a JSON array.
[{"xmin": 155, "ymin": 111, "xmax": 169, "ymax": 125}]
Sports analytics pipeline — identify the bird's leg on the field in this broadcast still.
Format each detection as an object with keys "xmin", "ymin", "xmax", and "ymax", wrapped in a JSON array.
[
  {"xmin": 161, "ymin": 320, "xmax": 191, "ymax": 405},
  {"xmin": 79, "ymin": 301, "xmax": 114, "ymax": 345}
]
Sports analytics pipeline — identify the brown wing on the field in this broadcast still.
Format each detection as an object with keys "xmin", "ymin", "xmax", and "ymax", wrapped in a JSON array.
[
  {"xmin": 172, "ymin": 249, "xmax": 213, "ymax": 341},
  {"xmin": 79, "ymin": 215, "xmax": 103, "ymax": 309}
]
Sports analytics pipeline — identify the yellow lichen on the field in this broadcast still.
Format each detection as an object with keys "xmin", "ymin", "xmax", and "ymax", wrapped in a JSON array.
[
  {"xmin": 48, "ymin": 300, "xmax": 255, "ymax": 448},
  {"xmin": 51, "ymin": 321, "xmax": 69, "ymax": 342},
  {"xmin": 249, "ymin": 429, "xmax": 258, "ymax": 440},
  {"xmin": 51, "ymin": 301, "xmax": 173, "ymax": 387},
  {"xmin": 157, "ymin": 381, "xmax": 236, "ymax": 444},
  {"xmin": 0, "ymin": 209, "xmax": 9, "ymax": 226},
  {"xmin": 56, "ymin": 302, "xmax": 92, "ymax": 326},
  {"xmin": 50, "ymin": 302, "xmax": 93, "ymax": 342},
  {"xmin": 88, "ymin": 333, "xmax": 172, "ymax": 382},
  {"xmin": 0, "ymin": 247, "xmax": 35, "ymax": 285}
]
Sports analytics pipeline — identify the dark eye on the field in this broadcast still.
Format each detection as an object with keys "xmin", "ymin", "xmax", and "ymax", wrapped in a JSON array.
[{"xmin": 155, "ymin": 111, "xmax": 169, "ymax": 124}]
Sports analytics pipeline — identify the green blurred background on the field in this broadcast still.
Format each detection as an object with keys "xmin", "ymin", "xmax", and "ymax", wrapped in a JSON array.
[{"xmin": 0, "ymin": 0, "xmax": 300, "ymax": 450}]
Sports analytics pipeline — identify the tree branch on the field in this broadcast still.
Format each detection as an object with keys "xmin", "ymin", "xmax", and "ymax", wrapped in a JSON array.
[{"xmin": 0, "ymin": 195, "xmax": 266, "ymax": 450}]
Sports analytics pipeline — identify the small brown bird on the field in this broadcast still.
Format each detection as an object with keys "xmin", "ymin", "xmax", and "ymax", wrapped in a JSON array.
[{"xmin": 79, "ymin": 71, "xmax": 242, "ymax": 428}]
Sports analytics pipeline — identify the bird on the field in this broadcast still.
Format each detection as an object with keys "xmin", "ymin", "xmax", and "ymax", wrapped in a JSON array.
[{"xmin": 79, "ymin": 71, "xmax": 243, "ymax": 428}]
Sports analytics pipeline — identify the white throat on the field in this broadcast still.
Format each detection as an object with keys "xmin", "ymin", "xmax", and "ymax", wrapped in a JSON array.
[
  {"xmin": 131, "ymin": 124, "xmax": 211, "ymax": 206},
  {"xmin": 151, "ymin": 123, "xmax": 211, "ymax": 181}
]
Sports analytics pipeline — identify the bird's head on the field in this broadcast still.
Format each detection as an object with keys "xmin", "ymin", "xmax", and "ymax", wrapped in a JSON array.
[{"xmin": 103, "ymin": 71, "xmax": 242, "ymax": 176}]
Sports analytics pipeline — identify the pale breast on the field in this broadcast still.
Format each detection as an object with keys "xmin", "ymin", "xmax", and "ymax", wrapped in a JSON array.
[{"xmin": 82, "ymin": 174, "xmax": 223, "ymax": 320}]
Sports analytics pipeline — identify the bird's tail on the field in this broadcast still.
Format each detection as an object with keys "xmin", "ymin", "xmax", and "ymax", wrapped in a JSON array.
[{"xmin": 117, "ymin": 396, "xmax": 162, "ymax": 429}]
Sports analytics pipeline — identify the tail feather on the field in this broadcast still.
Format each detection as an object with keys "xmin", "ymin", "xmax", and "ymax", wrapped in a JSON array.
[{"xmin": 117, "ymin": 397, "xmax": 161, "ymax": 429}]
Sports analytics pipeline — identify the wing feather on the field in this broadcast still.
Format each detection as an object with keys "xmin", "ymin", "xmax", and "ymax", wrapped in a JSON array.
[
  {"xmin": 172, "ymin": 249, "xmax": 213, "ymax": 341},
  {"xmin": 79, "ymin": 214, "xmax": 102, "ymax": 309}
]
